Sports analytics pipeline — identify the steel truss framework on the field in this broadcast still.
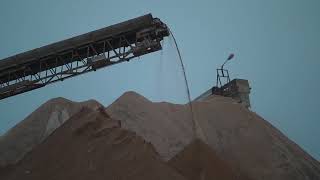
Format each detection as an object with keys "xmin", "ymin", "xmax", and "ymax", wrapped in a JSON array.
[
  {"xmin": 0, "ymin": 31, "xmax": 167, "ymax": 100},
  {"xmin": 211, "ymin": 68, "xmax": 232, "ymax": 96}
]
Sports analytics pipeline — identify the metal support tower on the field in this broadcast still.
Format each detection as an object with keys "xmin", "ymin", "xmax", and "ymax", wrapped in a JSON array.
[{"xmin": 216, "ymin": 68, "xmax": 231, "ymax": 88}]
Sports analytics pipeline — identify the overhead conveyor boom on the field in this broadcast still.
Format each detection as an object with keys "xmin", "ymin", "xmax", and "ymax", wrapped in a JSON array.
[{"xmin": 0, "ymin": 14, "xmax": 169, "ymax": 100}]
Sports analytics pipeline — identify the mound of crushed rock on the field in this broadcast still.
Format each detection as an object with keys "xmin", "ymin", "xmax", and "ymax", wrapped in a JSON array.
[
  {"xmin": 169, "ymin": 138, "xmax": 249, "ymax": 180},
  {"xmin": 0, "ymin": 97, "xmax": 102, "ymax": 167},
  {"xmin": 1, "ymin": 91, "xmax": 320, "ymax": 180},
  {"xmin": 1, "ymin": 107, "xmax": 188, "ymax": 180},
  {"xmin": 106, "ymin": 91, "xmax": 320, "ymax": 180}
]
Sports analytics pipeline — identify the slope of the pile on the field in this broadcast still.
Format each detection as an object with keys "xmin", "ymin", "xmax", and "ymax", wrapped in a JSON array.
[
  {"xmin": 194, "ymin": 98, "xmax": 320, "ymax": 180},
  {"xmin": 1, "ymin": 107, "xmax": 187, "ymax": 180},
  {"xmin": 0, "ymin": 97, "xmax": 102, "ymax": 167},
  {"xmin": 106, "ymin": 91, "xmax": 320, "ymax": 180},
  {"xmin": 106, "ymin": 91, "xmax": 194, "ymax": 161},
  {"xmin": 169, "ymin": 138, "xmax": 250, "ymax": 180}
]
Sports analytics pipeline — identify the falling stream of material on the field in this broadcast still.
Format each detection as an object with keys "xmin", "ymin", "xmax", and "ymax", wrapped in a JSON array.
[{"xmin": 168, "ymin": 30, "xmax": 207, "ymax": 141}]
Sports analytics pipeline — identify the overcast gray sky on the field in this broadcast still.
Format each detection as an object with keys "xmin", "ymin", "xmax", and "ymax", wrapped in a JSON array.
[{"xmin": 0, "ymin": 0, "xmax": 319, "ymax": 160}]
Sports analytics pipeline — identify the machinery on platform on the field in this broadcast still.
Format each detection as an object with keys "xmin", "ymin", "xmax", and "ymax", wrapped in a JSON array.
[
  {"xmin": 195, "ymin": 54, "xmax": 251, "ymax": 108},
  {"xmin": 0, "ymin": 14, "xmax": 169, "ymax": 100}
]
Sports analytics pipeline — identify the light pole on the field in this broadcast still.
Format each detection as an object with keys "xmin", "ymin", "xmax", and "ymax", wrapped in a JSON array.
[
  {"xmin": 221, "ymin": 53, "xmax": 234, "ymax": 69},
  {"xmin": 215, "ymin": 53, "xmax": 235, "ymax": 89}
]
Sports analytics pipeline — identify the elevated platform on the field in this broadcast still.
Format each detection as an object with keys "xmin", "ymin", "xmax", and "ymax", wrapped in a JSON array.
[{"xmin": 195, "ymin": 79, "xmax": 251, "ymax": 108}]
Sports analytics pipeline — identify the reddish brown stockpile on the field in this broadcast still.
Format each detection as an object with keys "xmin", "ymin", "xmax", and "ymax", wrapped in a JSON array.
[
  {"xmin": 169, "ymin": 139, "xmax": 249, "ymax": 180},
  {"xmin": 0, "ymin": 97, "xmax": 102, "ymax": 167},
  {"xmin": 107, "ymin": 92, "xmax": 320, "ymax": 180},
  {"xmin": 1, "ymin": 107, "xmax": 187, "ymax": 180},
  {"xmin": 1, "ymin": 91, "xmax": 320, "ymax": 180}
]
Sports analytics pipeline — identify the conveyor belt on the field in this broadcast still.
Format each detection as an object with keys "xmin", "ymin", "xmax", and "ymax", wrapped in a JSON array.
[{"xmin": 0, "ymin": 14, "xmax": 169, "ymax": 100}]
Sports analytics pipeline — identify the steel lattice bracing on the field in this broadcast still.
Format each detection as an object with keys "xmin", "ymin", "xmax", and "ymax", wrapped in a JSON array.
[{"xmin": 0, "ymin": 14, "xmax": 169, "ymax": 100}]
